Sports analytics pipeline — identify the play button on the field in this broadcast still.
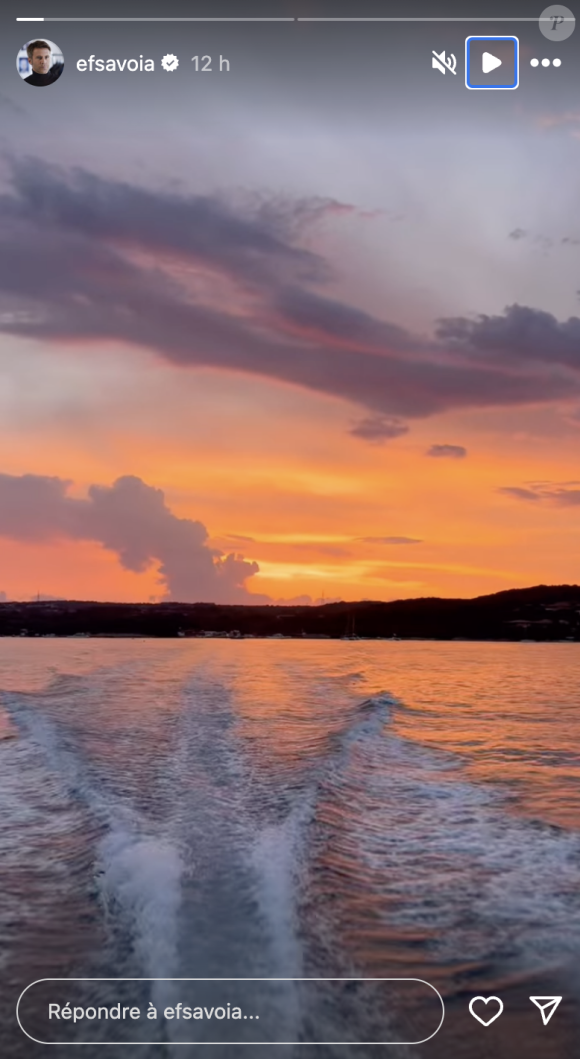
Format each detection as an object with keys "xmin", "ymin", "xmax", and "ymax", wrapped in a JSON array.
[
  {"xmin": 465, "ymin": 36, "xmax": 519, "ymax": 89},
  {"xmin": 482, "ymin": 51, "xmax": 502, "ymax": 73}
]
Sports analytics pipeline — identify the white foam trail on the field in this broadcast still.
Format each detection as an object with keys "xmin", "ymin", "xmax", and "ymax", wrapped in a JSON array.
[
  {"xmin": 5, "ymin": 692, "xmax": 185, "ymax": 994},
  {"xmin": 250, "ymin": 811, "xmax": 307, "ymax": 1045},
  {"xmin": 98, "ymin": 827, "xmax": 183, "ymax": 983},
  {"xmin": 252, "ymin": 815, "xmax": 304, "ymax": 978}
]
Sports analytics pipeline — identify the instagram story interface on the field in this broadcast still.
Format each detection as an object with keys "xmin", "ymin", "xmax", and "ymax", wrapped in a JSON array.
[{"xmin": 1, "ymin": 1, "xmax": 580, "ymax": 1057}]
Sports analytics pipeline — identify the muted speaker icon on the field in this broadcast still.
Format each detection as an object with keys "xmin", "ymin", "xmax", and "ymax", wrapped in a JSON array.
[{"xmin": 432, "ymin": 50, "xmax": 457, "ymax": 75}]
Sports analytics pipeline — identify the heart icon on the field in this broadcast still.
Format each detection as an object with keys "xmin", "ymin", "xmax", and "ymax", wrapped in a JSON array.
[{"xmin": 469, "ymin": 996, "xmax": 504, "ymax": 1026}]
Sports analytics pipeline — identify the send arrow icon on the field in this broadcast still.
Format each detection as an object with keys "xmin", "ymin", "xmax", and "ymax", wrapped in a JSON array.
[{"xmin": 529, "ymin": 996, "xmax": 562, "ymax": 1026}]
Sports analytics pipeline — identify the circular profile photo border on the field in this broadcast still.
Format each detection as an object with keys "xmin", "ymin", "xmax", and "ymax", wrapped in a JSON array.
[{"xmin": 17, "ymin": 38, "xmax": 64, "ymax": 86}]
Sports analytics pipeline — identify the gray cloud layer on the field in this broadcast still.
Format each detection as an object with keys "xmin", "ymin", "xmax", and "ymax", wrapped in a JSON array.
[
  {"xmin": 1, "ymin": 161, "xmax": 579, "ymax": 432},
  {"xmin": 349, "ymin": 416, "xmax": 409, "ymax": 443},
  {"xmin": 436, "ymin": 304, "xmax": 580, "ymax": 373},
  {"xmin": 427, "ymin": 444, "xmax": 467, "ymax": 459},
  {"xmin": 500, "ymin": 482, "xmax": 580, "ymax": 506},
  {"xmin": 0, "ymin": 472, "xmax": 262, "ymax": 603}
]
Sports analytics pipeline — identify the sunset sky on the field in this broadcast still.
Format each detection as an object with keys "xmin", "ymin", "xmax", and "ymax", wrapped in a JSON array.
[{"xmin": 1, "ymin": 10, "xmax": 579, "ymax": 604}]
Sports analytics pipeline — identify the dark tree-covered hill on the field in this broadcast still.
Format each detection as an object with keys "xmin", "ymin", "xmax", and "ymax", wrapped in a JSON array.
[{"xmin": 2, "ymin": 584, "xmax": 580, "ymax": 640}]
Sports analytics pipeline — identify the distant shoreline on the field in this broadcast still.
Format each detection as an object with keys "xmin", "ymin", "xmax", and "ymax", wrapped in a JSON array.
[
  {"xmin": 4, "ymin": 634, "xmax": 578, "ymax": 643},
  {"xmin": 1, "ymin": 584, "xmax": 579, "ymax": 642}
]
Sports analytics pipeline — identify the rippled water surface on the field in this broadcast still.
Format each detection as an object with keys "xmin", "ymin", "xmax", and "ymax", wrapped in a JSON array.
[{"xmin": 1, "ymin": 639, "xmax": 579, "ymax": 1058}]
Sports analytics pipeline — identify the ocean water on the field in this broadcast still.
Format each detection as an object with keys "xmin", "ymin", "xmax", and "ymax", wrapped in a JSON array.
[{"xmin": 1, "ymin": 639, "xmax": 579, "ymax": 1058}]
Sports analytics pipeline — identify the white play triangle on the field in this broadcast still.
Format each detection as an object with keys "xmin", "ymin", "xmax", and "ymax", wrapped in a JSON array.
[
  {"xmin": 529, "ymin": 996, "xmax": 562, "ymax": 1026},
  {"xmin": 482, "ymin": 51, "xmax": 502, "ymax": 73}
]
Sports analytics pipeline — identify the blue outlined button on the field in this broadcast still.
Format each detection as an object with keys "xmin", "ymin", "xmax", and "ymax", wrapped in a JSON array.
[{"xmin": 465, "ymin": 36, "xmax": 519, "ymax": 90}]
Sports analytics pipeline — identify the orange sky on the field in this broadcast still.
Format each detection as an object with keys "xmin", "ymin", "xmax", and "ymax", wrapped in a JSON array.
[
  {"xmin": 1, "ymin": 337, "xmax": 579, "ymax": 603},
  {"xmin": 1, "ymin": 60, "xmax": 579, "ymax": 604}
]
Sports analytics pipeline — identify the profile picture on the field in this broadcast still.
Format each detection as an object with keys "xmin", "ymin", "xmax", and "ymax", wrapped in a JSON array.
[{"xmin": 17, "ymin": 38, "xmax": 64, "ymax": 87}]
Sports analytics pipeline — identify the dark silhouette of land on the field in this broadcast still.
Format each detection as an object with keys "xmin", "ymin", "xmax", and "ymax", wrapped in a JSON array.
[{"xmin": 2, "ymin": 585, "xmax": 580, "ymax": 640}]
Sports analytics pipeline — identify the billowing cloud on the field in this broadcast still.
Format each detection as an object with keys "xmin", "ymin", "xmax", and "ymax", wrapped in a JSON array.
[
  {"xmin": 2, "ymin": 161, "xmax": 327, "ymax": 287},
  {"xmin": 499, "ymin": 482, "xmax": 580, "ymax": 505},
  {"xmin": 273, "ymin": 286, "xmax": 416, "ymax": 352},
  {"xmin": 357, "ymin": 536, "xmax": 423, "ymax": 545},
  {"xmin": 0, "ymin": 472, "xmax": 262, "ymax": 603},
  {"xmin": 427, "ymin": 444, "xmax": 467, "ymax": 459},
  {"xmin": 0, "ymin": 590, "xmax": 6, "ymax": 602},
  {"xmin": 349, "ymin": 416, "xmax": 409, "ymax": 443},
  {"xmin": 437, "ymin": 304, "xmax": 580, "ymax": 372},
  {"xmin": 0, "ymin": 161, "xmax": 579, "ymax": 431}
]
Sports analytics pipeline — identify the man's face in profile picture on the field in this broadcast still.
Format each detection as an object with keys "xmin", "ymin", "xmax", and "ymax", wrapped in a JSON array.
[
  {"xmin": 23, "ymin": 39, "xmax": 63, "ymax": 86},
  {"xmin": 30, "ymin": 46, "xmax": 51, "ymax": 74}
]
